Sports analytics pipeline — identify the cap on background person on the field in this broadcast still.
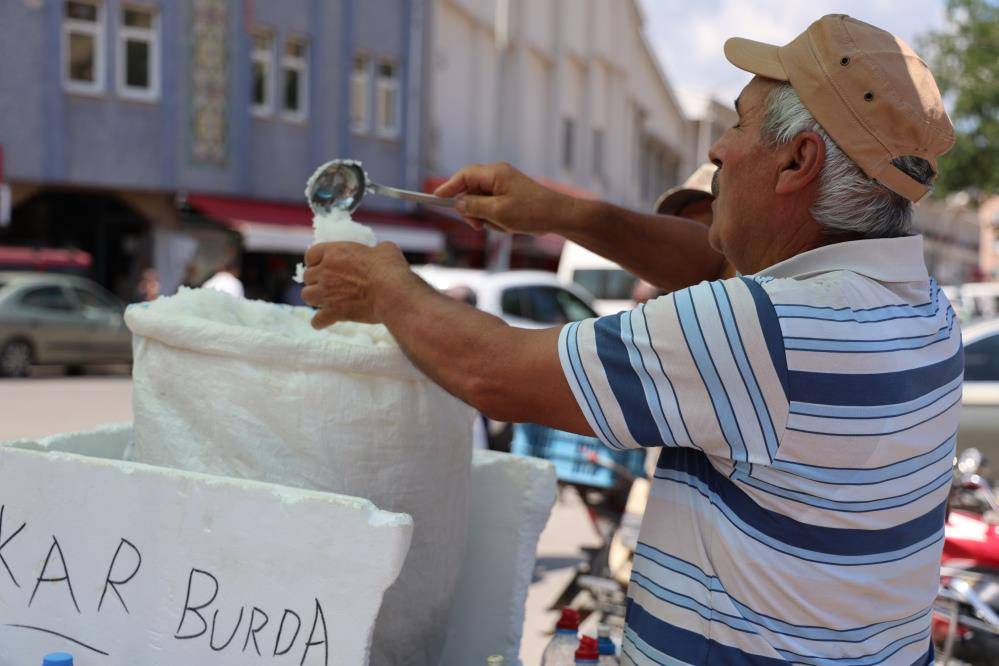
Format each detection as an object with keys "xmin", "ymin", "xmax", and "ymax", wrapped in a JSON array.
[
  {"xmin": 654, "ymin": 162, "xmax": 717, "ymax": 216},
  {"xmin": 723, "ymin": 13, "xmax": 954, "ymax": 202}
]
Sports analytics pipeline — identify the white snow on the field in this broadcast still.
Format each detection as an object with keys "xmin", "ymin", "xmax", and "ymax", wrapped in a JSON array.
[{"xmin": 293, "ymin": 204, "xmax": 377, "ymax": 284}]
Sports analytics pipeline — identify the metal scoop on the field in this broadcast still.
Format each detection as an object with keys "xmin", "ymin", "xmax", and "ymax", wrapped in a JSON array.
[{"xmin": 306, "ymin": 159, "xmax": 457, "ymax": 215}]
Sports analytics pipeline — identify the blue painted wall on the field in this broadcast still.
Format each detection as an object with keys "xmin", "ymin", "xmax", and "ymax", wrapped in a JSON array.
[{"xmin": 0, "ymin": 0, "xmax": 421, "ymax": 209}]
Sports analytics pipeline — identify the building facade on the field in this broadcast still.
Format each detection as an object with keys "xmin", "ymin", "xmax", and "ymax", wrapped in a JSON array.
[
  {"xmin": 0, "ymin": 0, "xmax": 432, "ymax": 300},
  {"xmin": 427, "ymin": 0, "xmax": 694, "ymax": 229}
]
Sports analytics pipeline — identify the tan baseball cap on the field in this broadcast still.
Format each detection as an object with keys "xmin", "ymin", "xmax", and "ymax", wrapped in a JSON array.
[
  {"xmin": 655, "ymin": 163, "xmax": 716, "ymax": 215},
  {"xmin": 724, "ymin": 14, "xmax": 954, "ymax": 202}
]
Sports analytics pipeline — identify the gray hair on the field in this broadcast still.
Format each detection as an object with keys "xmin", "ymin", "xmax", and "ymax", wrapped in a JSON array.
[{"xmin": 760, "ymin": 83, "xmax": 935, "ymax": 238}]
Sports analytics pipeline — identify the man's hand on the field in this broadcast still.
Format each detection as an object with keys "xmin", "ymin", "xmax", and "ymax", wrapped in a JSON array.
[
  {"xmin": 300, "ymin": 241, "xmax": 411, "ymax": 330},
  {"xmin": 434, "ymin": 162, "xmax": 576, "ymax": 235}
]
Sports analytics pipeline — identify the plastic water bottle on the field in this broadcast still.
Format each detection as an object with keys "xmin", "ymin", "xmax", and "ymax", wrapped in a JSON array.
[
  {"xmin": 597, "ymin": 624, "xmax": 619, "ymax": 665},
  {"xmin": 575, "ymin": 636, "xmax": 599, "ymax": 665},
  {"xmin": 541, "ymin": 607, "xmax": 580, "ymax": 665},
  {"xmin": 43, "ymin": 654, "xmax": 73, "ymax": 666}
]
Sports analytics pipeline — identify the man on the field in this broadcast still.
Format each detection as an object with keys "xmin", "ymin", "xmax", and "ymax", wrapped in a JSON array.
[{"xmin": 303, "ymin": 15, "xmax": 958, "ymax": 663}]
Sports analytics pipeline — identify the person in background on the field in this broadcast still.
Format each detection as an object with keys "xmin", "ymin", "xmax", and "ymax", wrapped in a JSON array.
[
  {"xmin": 656, "ymin": 162, "xmax": 736, "ymax": 279},
  {"xmin": 135, "ymin": 267, "xmax": 160, "ymax": 302},
  {"xmin": 202, "ymin": 259, "xmax": 244, "ymax": 299}
]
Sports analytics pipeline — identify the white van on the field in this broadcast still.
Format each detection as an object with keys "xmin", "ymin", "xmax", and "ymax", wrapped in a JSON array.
[{"xmin": 557, "ymin": 241, "xmax": 636, "ymax": 316}]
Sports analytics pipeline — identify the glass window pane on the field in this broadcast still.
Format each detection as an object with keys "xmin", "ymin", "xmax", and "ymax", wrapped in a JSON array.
[
  {"xmin": 125, "ymin": 39, "xmax": 150, "ymax": 88},
  {"xmin": 283, "ymin": 68, "xmax": 300, "ymax": 112},
  {"xmin": 68, "ymin": 32, "xmax": 96, "ymax": 82},
  {"xmin": 555, "ymin": 290, "xmax": 597, "ymax": 321},
  {"xmin": 252, "ymin": 61, "xmax": 267, "ymax": 105},
  {"xmin": 353, "ymin": 55, "xmax": 367, "ymax": 73},
  {"xmin": 528, "ymin": 288, "xmax": 566, "ymax": 324},
  {"xmin": 72, "ymin": 287, "xmax": 118, "ymax": 310},
  {"xmin": 378, "ymin": 62, "xmax": 395, "ymax": 78},
  {"xmin": 571, "ymin": 268, "xmax": 635, "ymax": 300},
  {"xmin": 965, "ymin": 334, "xmax": 999, "ymax": 382},
  {"xmin": 501, "ymin": 288, "xmax": 526, "ymax": 318},
  {"xmin": 21, "ymin": 287, "xmax": 76, "ymax": 311},
  {"xmin": 66, "ymin": 1, "xmax": 97, "ymax": 22},
  {"xmin": 123, "ymin": 8, "xmax": 152, "ymax": 28},
  {"xmin": 379, "ymin": 87, "xmax": 397, "ymax": 131}
]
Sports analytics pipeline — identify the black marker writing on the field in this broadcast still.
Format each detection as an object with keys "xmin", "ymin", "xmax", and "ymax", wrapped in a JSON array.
[
  {"xmin": 174, "ymin": 568, "xmax": 219, "ymax": 640},
  {"xmin": 243, "ymin": 607, "xmax": 269, "ymax": 655},
  {"xmin": 0, "ymin": 505, "xmax": 26, "ymax": 588},
  {"xmin": 29, "ymin": 536, "xmax": 80, "ymax": 613},
  {"xmin": 209, "ymin": 606, "xmax": 244, "ymax": 652},
  {"xmin": 300, "ymin": 598, "xmax": 329, "ymax": 666},
  {"xmin": 98, "ymin": 538, "xmax": 142, "ymax": 614},
  {"xmin": 273, "ymin": 608, "xmax": 301, "ymax": 656}
]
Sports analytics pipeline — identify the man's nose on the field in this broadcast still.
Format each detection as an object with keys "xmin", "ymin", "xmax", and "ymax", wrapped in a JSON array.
[{"xmin": 708, "ymin": 139, "xmax": 723, "ymax": 168}]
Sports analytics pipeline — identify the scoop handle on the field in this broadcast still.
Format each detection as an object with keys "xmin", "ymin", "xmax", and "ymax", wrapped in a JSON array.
[{"xmin": 370, "ymin": 182, "xmax": 457, "ymax": 209}]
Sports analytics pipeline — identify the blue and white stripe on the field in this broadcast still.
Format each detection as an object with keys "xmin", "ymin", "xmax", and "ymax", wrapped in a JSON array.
[{"xmin": 557, "ymin": 236, "xmax": 960, "ymax": 664}]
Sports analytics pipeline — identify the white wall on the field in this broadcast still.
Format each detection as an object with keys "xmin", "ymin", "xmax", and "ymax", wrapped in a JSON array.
[{"xmin": 429, "ymin": 0, "xmax": 692, "ymax": 211}]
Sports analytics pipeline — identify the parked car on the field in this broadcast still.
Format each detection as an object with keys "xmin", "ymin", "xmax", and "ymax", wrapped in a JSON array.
[
  {"xmin": 413, "ymin": 267, "xmax": 598, "ymax": 328},
  {"xmin": 960, "ymin": 318, "xmax": 999, "ymax": 461},
  {"xmin": 557, "ymin": 241, "xmax": 636, "ymax": 316},
  {"xmin": 0, "ymin": 272, "xmax": 132, "ymax": 377}
]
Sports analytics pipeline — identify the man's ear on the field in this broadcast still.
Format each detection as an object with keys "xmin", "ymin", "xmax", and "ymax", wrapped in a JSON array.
[{"xmin": 775, "ymin": 131, "xmax": 825, "ymax": 195}]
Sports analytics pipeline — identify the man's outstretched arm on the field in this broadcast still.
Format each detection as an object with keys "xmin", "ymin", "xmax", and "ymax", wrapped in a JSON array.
[
  {"xmin": 301, "ymin": 241, "xmax": 593, "ymax": 435},
  {"xmin": 434, "ymin": 162, "xmax": 726, "ymax": 293}
]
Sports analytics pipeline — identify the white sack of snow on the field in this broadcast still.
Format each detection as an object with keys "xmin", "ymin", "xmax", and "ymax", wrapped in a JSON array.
[
  {"xmin": 440, "ymin": 450, "xmax": 557, "ymax": 666},
  {"xmin": 125, "ymin": 288, "xmax": 474, "ymax": 666}
]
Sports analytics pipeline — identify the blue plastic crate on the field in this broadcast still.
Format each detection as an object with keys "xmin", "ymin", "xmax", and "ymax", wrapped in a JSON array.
[{"xmin": 511, "ymin": 423, "xmax": 646, "ymax": 489}]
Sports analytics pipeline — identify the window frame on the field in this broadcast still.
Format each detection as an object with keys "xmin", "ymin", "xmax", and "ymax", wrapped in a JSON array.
[
  {"xmin": 350, "ymin": 52, "xmax": 371, "ymax": 134},
  {"xmin": 62, "ymin": 0, "xmax": 106, "ymax": 96},
  {"xmin": 374, "ymin": 59, "xmax": 401, "ymax": 140},
  {"xmin": 116, "ymin": 4, "xmax": 160, "ymax": 102},
  {"xmin": 250, "ymin": 29, "xmax": 276, "ymax": 118},
  {"xmin": 280, "ymin": 36, "xmax": 309, "ymax": 123}
]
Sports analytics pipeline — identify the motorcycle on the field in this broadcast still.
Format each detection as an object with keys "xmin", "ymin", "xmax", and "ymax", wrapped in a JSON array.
[{"xmin": 934, "ymin": 448, "xmax": 999, "ymax": 664}]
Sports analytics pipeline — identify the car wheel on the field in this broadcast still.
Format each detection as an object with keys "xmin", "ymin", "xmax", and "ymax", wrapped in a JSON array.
[{"xmin": 0, "ymin": 340, "xmax": 33, "ymax": 378}]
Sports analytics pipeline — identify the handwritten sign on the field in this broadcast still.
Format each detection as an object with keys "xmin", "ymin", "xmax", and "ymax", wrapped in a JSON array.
[{"xmin": 0, "ymin": 440, "xmax": 412, "ymax": 665}]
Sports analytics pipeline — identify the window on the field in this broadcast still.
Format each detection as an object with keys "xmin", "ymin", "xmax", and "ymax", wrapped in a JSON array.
[
  {"xmin": 592, "ymin": 128, "xmax": 604, "ymax": 179},
  {"xmin": 281, "ymin": 38, "xmax": 308, "ymax": 121},
  {"xmin": 965, "ymin": 333, "xmax": 999, "ymax": 382},
  {"xmin": 562, "ymin": 118, "xmax": 575, "ymax": 171},
  {"xmin": 555, "ymin": 289, "xmax": 597, "ymax": 321},
  {"xmin": 20, "ymin": 287, "xmax": 76, "ymax": 312},
  {"xmin": 501, "ymin": 287, "xmax": 593, "ymax": 325},
  {"xmin": 572, "ymin": 268, "xmax": 637, "ymax": 301},
  {"xmin": 527, "ymin": 288, "xmax": 566, "ymax": 325},
  {"xmin": 117, "ymin": 6, "xmax": 159, "ymax": 101},
  {"xmin": 375, "ymin": 60, "xmax": 400, "ymax": 138},
  {"xmin": 251, "ymin": 31, "xmax": 275, "ymax": 117},
  {"xmin": 62, "ymin": 0, "xmax": 105, "ymax": 94},
  {"xmin": 501, "ymin": 288, "xmax": 527, "ymax": 319},
  {"xmin": 72, "ymin": 286, "xmax": 121, "ymax": 312},
  {"xmin": 350, "ymin": 54, "xmax": 370, "ymax": 133}
]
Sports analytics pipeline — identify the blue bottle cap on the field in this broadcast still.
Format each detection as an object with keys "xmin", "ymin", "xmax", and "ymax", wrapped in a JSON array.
[{"xmin": 43, "ymin": 653, "xmax": 73, "ymax": 666}]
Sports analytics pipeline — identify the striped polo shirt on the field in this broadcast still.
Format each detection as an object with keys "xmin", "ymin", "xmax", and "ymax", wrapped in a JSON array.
[{"xmin": 558, "ymin": 235, "xmax": 961, "ymax": 665}]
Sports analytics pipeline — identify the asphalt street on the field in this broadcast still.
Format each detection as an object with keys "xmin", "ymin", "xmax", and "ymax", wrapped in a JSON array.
[{"xmin": 0, "ymin": 374, "xmax": 600, "ymax": 662}]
